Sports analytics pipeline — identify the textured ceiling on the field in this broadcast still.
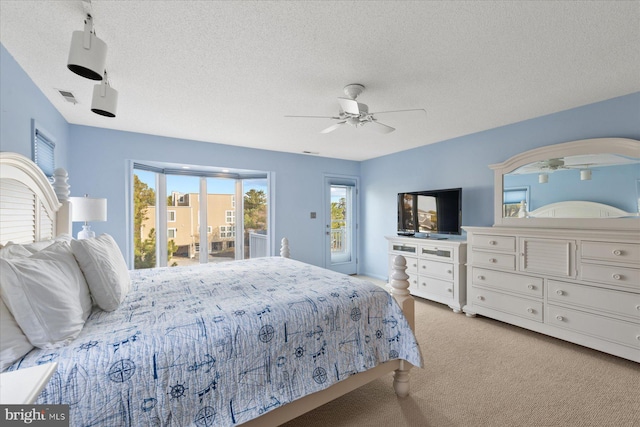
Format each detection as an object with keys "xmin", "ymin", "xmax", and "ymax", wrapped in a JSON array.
[{"xmin": 1, "ymin": 1, "xmax": 639, "ymax": 161}]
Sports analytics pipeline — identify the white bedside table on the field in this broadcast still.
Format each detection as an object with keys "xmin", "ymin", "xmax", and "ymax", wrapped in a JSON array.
[{"xmin": 0, "ymin": 362, "xmax": 58, "ymax": 404}]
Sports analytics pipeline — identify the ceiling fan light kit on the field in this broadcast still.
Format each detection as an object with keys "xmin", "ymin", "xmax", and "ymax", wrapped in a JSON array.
[
  {"xmin": 285, "ymin": 83, "xmax": 426, "ymax": 134},
  {"xmin": 67, "ymin": 7, "xmax": 118, "ymax": 118}
]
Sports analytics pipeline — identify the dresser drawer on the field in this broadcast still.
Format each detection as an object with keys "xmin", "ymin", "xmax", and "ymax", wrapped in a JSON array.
[
  {"xmin": 470, "ymin": 286, "xmax": 543, "ymax": 322},
  {"xmin": 471, "ymin": 234, "xmax": 516, "ymax": 252},
  {"xmin": 418, "ymin": 259, "xmax": 454, "ymax": 280},
  {"xmin": 548, "ymin": 280, "xmax": 640, "ymax": 320},
  {"xmin": 580, "ymin": 263, "xmax": 640, "ymax": 290},
  {"xmin": 472, "ymin": 267, "xmax": 543, "ymax": 297},
  {"xmin": 416, "ymin": 276, "xmax": 455, "ymax": 299},
  {"xmin": 389, "ymin": 242, "xmax": 418, "ymax": 256},
  {"xmin": 389, "ymin": 254, "xmax": 418, "ymax": 274},
  {"xmin": 472, "ymin": 251, "xmax": 516, "ymax": 271},
  {"xmin": 581, "ymin": 241, "xmax": 640, "ymax": 265},
  {"xmin": 406, "ymin": 272, "xmax": 419, "ymax": 292},
  {"xmin": 419, "ymin": 245, "xmax": 453, "ymax": 261},
  {"xmin": 547, "ymin": 304, "xmax": 640, "ymax": 349}
]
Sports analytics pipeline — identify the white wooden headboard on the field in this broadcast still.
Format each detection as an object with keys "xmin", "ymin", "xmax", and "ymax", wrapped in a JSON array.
[
  {"xmin": 0, "ymin": 152, "xmax": 71, "ymax": 245},
  {"xmin": 528, "ymin": 201, "xmax": 636, "ymax": 218}
]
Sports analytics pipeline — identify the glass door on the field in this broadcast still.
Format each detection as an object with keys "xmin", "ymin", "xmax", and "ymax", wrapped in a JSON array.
[{"xmin": 325, "ymin": 176, "xmax": 358, "ymax": 274}]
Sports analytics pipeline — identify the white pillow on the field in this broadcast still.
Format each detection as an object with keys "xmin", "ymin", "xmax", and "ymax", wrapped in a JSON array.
[
  {"xmin": 0, "ymin": 241, "xmax": 93, "ymax": 349},
  {"xmin": 0, "ymin": 244, "xmax": 32, "ymax": 259},
  {"xmin": 0, "ymin": 298, "xmax": 34, "ymax": 371},
  {"xmin": 3, "ymin": 234, "xmax": 73, "ymax": 255},
  {"xmin": 71, "ymin": 234, "xmax": 131, "ymax": 312}
]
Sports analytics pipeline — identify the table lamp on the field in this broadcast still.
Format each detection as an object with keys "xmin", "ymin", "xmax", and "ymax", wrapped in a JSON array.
[{"xmin": 70, "ymin": 195, "xmax": 107, "ymax": 239}]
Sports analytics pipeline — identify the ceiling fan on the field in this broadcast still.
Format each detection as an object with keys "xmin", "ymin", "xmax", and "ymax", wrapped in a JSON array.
[{"xmin": 285, "ymin": 84, "xmax": 426, "ymax": 134}]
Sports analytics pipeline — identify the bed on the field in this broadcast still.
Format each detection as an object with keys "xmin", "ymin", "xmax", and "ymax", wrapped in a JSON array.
[{"xmin": 0, "ymin": 152, "xmax": 422, "ymax": 426}]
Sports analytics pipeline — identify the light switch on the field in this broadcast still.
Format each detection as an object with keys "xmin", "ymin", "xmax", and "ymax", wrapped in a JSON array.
[{"xmin": 310, "ymin": 212, "xmax": 316, "ymax": 219}]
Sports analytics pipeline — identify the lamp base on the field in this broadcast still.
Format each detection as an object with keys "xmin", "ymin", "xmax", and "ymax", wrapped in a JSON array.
[{"xmin": 77, "ymin": 225, "xmax": 95, "ymax": 240}]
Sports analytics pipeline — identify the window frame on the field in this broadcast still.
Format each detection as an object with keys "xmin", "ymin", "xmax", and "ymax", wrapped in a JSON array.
[{"xmin": 31, "ymin": 119, "xmax": 56, "ymax": 178}]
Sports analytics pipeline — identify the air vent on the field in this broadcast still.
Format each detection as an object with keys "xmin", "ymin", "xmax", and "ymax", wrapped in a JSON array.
[{"xmin": 57, "ymin": 89, "xmax": 78, "ymax": 104}]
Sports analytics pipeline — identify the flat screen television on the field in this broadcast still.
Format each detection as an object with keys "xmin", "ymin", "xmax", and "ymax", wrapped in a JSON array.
[{"xmin": 397, "ymin": 188, "xmax": 462, "ymax": 237}]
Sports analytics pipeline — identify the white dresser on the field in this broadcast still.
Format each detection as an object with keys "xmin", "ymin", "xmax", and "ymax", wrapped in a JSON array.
[
  {"xmin": 386, "ymin": 236, "xmax": 467, "ymax": 313},
  {"xmin": 463, "ymin": 227, "xmax": 640, "ymax": 362}
]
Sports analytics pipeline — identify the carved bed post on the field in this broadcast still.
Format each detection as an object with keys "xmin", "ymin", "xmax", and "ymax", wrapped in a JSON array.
[
  {"xmin": 280, "ymin": 237, "xmax": 290, "ymax": 258},
  {"xmin": 52, "ymin": 168, "xmax": 72, "ymax": 236},
  {"xmin": 389, "ymin": 255, "xmax": 414, "ymax": 398}
]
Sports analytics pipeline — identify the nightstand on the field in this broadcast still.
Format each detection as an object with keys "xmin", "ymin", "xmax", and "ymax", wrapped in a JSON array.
[{"xmin": 0, "ymin": 362, "xmax": 58, "ymax": 404}]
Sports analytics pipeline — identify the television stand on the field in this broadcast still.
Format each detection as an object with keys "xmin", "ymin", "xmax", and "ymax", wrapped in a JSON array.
[{"xmin": 386, "ymin": 235, "xmax": 467, "ymax": 313}]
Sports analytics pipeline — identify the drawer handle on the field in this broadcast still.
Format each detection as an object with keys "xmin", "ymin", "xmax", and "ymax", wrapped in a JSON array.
[
  {"xmin": 477, "ymin": 295, "xmax": 484, "ymax": 301},
  {"xmin": 422, "ymin": 265, "xmax": 427, "ymax": 269},
  {"xmin": 527, "ymin": 308, "xmax": 534, "ymax": 314},
  {"xmin": 489, "ymin": 240, "xmax": 497, "ymax": 245},
  {"xmin": 489, "ymin": 258, "xmax": 497, "ymax": 263},
  {"xmin": 556, "ymin": 315, "xmax": 564, "ymax": 322},
  {"xmin": 447, "ymin": 288, "xmax": 453, "ymax": 293},
  {"xmin": 612, "ymin": 274, "xmax": 622, "ymax": 280},
  {"xmin": 447, "ymin": 270, "xmax": 452, "ymax": 274},
  {"xmin": 637, "ymin": 336, "xmax": 640, "ymax": 341},
  {"xmin": 527, "ymin": 284, "xmax": 535, "ymax": 290},
  {"xmin": 412, "ymin": 263, "xmax": 417, "ymax": 268},
  {"xmin": 477, "ymin": 275, "xmax": 485, "ymax": 280},
  {"xmin": 612, "ymin": 249, "xmax": 622, "ymax": 256},
  {"xmin": 556, "ymin": 289, "xmax": 564, "ymax": 296},
  {"xmin": 636, "ymin": 305, "xmax": 640, "ymax": 311}
]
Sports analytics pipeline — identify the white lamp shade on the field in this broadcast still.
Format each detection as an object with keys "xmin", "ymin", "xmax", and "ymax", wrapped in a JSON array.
[
  {"xmin": 67, "ymin": 30, "xmax": 107, "ymax": 81},
  {"xmin": 91, "ymin": 81, "xmax": 118, "ymax": 117},
  {"xmin": 70, "ymin": 197, "xmax": 107, "ymax": 222}
]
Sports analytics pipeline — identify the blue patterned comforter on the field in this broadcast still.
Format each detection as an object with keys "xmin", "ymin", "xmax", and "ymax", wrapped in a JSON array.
[{"xmin": 8, "ymin": 257, "xmax": 423, "ymax": 426}]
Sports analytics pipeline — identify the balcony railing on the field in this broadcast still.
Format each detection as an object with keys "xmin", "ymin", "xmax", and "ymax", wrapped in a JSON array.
[
  {"xmin": 331, "ymin": 227, "xmax": 345, "ymax": 252},
  {"xmin": 249, "ymin": 232, "xmax": 268, "ymax": 258}
]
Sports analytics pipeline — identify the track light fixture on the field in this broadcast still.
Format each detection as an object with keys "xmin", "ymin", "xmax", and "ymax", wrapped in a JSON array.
[
  {"xmin": 91, "ymin": 71, "xmax": 118, "ymax": 117},
  {"xmin": 67, "ymin": 14, "xmax": 107, "ymax": 80}
]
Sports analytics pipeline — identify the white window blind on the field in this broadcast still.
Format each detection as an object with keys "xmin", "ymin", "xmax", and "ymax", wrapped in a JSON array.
[
  {"xmin": 33, "ymin": 129, "xmax": 56, "ymax": 177},
  {"xmin": 504, "ymin": 188, "xmax": 528, "ymax": 204}
]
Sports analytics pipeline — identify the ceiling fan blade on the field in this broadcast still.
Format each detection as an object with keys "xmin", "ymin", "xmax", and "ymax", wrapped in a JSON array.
[
  {"xmin": 367, "ymin": 120, "xmax": 395, "ymax": 134},
  {"xmin": 285, "ymin": 115, "xmax": 341, "ymax": 119},
  {"xmin": 338, "ymin": 98, "xmax": 360, "ymax": 115},
  {"xmin": 320, "ymin": 121, "xmax": 346, "ymax": 134},
  {"xmin": 369, "ymin": 108, "xmax": 426, "ymax": 115}
]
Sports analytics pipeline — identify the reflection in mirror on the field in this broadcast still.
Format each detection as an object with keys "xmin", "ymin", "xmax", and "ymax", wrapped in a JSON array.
[{"xmin": 503, "ymin": 153, "xmax": 640, "ymax": 218}]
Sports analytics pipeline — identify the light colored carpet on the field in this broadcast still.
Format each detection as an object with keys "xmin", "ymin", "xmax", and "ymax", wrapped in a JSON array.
[{"xmin": 281, "ymin": 292, "xmax": 640, "ymax": 427}]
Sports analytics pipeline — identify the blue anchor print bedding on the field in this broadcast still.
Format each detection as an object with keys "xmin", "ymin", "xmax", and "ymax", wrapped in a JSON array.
[{"xmin": 7, "ymin": 257, "xmax": 423, "ymax": 426}]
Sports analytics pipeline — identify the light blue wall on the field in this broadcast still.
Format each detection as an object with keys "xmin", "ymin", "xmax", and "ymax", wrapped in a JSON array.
[
  {"xmin": 67, "ymin": 126, "xmax": 360, "ymax": 267},
  {"xmin": 0, "ymin": 45, "xmax": 70, "ymax": 168},
  {"xmin": 360, "ymin": 92, "xmax": 640, "ymax": 280}
]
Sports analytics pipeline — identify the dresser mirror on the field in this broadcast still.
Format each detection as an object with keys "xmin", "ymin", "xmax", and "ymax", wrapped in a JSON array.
[{"xmin": 490, "ymin": 138, "xmax": 640, "ymax": 230}]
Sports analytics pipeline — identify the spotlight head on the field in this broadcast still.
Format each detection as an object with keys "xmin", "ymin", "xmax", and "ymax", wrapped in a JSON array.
[
  {"xmin": 91, "ymin": 75, "xmax": 118, "ymax": 117},
  {"xmin": 67, "ymin": 15, "xmax": 107, "ymax": 80}
]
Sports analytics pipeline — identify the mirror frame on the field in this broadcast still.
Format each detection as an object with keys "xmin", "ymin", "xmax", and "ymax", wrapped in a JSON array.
[{"xmin": 490, "ymin": 137, "xmax": 640, "ymax": 230}]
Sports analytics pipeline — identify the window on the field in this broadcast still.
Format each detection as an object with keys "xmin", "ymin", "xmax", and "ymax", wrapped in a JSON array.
[
  {"xmin": 132, "ymin": 163, "xmax": 270, "ymax": 269},
  {"xmin": 503, "ymin": 187, "xmax": 529, "ymax": 218},
  {"xmin": 31, "ymin": 120, "xmax": 55, "ymax": 178},
  {"xmin": 226, "ymin": 210, "xmax": 235, "ymax": 224},
  {"xmin": 220, "ymin": 225, "xmax": 235, "ymax": 238}
]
